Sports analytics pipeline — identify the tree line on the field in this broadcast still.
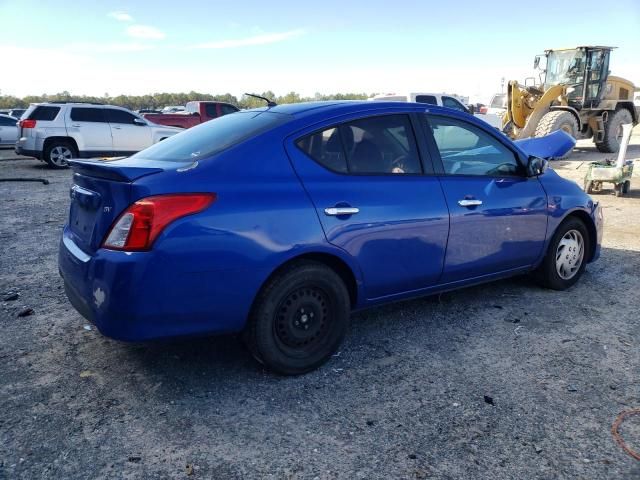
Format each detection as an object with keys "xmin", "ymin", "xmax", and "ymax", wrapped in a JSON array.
[{"xmin": 0, "ymin": 91, "xmax": 371, "ymax": 110}]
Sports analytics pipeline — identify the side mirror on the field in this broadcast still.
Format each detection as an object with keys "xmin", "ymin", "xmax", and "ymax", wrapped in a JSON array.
[
  {"xmin": 533, "ymin": 55, "xmax": 541, "ymax": 69},
  {"xmin": 527, "ymin": 156, "xmax": 548, "ymax": 176},
  {"xmin": 133, "ymin": 118, "xmax": 147, "ymax": 126}
]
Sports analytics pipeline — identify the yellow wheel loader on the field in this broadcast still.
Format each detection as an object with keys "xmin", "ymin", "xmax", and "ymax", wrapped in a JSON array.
[{"xmin": 502, "ymin": 46, "xmax": 639, "ymax": 153}]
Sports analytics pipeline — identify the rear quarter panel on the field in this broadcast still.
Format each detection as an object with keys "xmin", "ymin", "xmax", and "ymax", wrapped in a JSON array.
[{"xmin": 128, "ymin": 135, "xmax": 362, "ymax": 332}]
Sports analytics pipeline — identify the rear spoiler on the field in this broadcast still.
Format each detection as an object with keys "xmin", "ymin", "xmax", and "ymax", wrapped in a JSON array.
[
  {"xmin": 68, "ymin": 158, "xmax": 166, "ymax": 182},
  {"xmin": 513, "ymin": 130, "xmax": 576, "ymax": 160}
]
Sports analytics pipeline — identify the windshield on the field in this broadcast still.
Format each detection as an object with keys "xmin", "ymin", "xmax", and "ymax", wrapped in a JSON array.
[
  {"xmin": 132, "ymin": 111, "xmax": 288, "ymax": 162},
  {"xmin": 545, "ymin": 49, "xmax": 586, "ymax": 86}
]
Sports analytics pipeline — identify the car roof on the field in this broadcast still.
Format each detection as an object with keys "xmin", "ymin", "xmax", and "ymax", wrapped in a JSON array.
[
  {"xmin": 246, "ymin": 100, "xmax": 449, "ymax": 118},
  {"xmin": 0, "ymin": 113, "xmax": 17, "ymax": 119}
]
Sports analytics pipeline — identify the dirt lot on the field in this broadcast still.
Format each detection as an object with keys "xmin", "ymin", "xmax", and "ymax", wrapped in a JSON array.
[{"xmin": 1, "ymin": 138, "xmax": 639, "ymax": 479}]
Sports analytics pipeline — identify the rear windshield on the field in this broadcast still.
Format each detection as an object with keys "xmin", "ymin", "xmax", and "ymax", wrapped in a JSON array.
[
  {"xmin": 27, "ymin": 106, "xmax": 60, "ymax": 121},
  {"xmin": 132, "ymin": 111, "xmax": 288, "ymax": 162}
]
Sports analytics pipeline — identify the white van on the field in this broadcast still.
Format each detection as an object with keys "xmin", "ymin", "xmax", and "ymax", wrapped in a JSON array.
[{"xmin": 369, "ymin": 92, "xmax": 502, "ymax": 129}]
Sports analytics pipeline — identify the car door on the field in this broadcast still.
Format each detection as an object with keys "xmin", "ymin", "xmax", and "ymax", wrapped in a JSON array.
[
  {"xmin": 286, "ymin": 112, "xmax": 450, "ymax": 300},
  {"xmin": 105, "ymin": 108, "xmax": 152, "ymax": 154},
  {"xmin": 0, "ymin": 116, "xmax": 18, "ymax": 145},
  {"xmin": 424, "ymin": 114, "xmax": 548, "ymax": 283},
  {"xmin": 68, "ymin": 107, "xmax": 113, "ymax": 155}
]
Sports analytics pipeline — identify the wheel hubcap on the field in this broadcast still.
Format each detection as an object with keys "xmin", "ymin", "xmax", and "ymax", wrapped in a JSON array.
[
  {"xmin": 275, "ymin": 287, "xmax": 329, "ymax": 349},
  {"xmin": 555, "ymin": 229, "xmax": 585, "ymax": 280},
  {"xmin": 50, "ymin": 146, "xmax": 72, "ymax": 166},
  {"xmin": 561, "ymin": 124, "xmax": 573, "ymax": 134}
]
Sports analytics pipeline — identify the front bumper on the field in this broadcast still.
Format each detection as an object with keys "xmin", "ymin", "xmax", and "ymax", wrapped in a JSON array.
[
  {"xmin": 58, "ymin": 228, "xmax": 259, "ymax": 341},
  {"xmin": 591, "ymin": 202, "xmax": 603, "ymax": 262}
]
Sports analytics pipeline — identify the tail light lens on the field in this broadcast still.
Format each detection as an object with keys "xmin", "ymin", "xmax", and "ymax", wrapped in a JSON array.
[
  {"xmin": 479, "ymin": 106, "xmax": 488, "ymax": 114},
  {"xmin": 19, "ymin": 119, "xmax": 37, "ymax": 128},
  {"xmin": 102, "ymin": 193, "xmax": 216, "ymax": 251}
]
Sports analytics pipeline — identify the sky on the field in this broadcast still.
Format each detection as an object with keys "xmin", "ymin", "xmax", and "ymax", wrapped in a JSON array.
[{"xmin": 0, "ymin": 0, "xmax": 639, "ymax": 103}]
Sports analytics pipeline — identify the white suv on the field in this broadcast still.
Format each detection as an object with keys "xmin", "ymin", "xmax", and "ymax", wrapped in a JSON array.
[
  {"xmin": 15, "ymin": 102, "xmax": 182, "ymax": 168},
  {"xmin": 369, "ymin": 92, "xmax": 503, "ymax": 129}
]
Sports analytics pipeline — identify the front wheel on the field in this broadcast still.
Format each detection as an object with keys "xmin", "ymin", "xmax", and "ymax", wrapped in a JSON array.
[
  {"xmin": 535, "ymin": 218, "xmax": 590, "ymax": 290},
  {"xmin": 243, "ymin": 261, "xmax": 351, "ymax": 375}
]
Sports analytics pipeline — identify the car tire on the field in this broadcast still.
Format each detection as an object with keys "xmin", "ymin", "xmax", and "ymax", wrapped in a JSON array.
[
  {"xmin": 595, "ymin": 109, "xmax": 633, "ymax": 153},
  {"xmin": 584, "ymin": 180, "xmax": 594, "ymax": 194},
  {"xmin": 623, "ymin": 180, "xmax": 631, "ymax": 194},
  {"xmin": 535, "ymin": 217, "xmax": 590, "ymax": 290},
  {"xmin": 244, "ymin": 261, "xmax": 350, "ymax": 375},
  {"xmin": 43, "ymin": 140, "xmax": 77, "ymax": 169}
]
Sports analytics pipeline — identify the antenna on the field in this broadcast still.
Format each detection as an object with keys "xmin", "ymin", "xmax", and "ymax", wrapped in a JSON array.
[{"xmin": 244, "ymin": 93, "xmax": 277, "ymax": 108}]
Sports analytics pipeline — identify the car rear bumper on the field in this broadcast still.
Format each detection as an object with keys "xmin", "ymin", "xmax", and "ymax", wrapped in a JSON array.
[
  {"xmin": 15, "ymin": 146, "xmax": 41, "ymax": 159},
  {"xmin": 58, "ymin": 228, "xmax": 261, "ymax": 341}
]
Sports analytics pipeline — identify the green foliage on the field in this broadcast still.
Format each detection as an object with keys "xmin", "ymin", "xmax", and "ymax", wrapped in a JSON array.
[{"xmin": 0, "ymin": 91, "xmax": 372, "ymax": 110}]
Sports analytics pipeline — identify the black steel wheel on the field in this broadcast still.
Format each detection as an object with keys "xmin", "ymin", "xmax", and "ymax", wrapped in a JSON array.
[{"xmin": 244, "ymin": 260, "xmax": 350, "ymax": 375}]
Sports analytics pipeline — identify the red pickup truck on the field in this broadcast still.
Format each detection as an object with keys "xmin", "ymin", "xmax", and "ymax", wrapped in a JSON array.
[{"xmin": 142, "ymin": 101, "xmax": 239, "ymax": 129}]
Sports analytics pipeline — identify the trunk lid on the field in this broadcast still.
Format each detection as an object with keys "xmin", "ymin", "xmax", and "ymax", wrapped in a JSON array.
[{"xmin": 66, "ymin": 158, "xmax": 173, "ymax": 254}]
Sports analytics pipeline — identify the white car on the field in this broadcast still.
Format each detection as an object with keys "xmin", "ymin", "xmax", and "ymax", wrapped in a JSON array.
[
  {"xmin": 0, "ymin": 114, "xmax": 18, "ymax": 146},
  {"xmin": 369, "ymin": 92, "xmax": 503, "ymax": 128},
  {"xmin": 15, "ymin": 103, "xmax": 182, "ymax": 168}
]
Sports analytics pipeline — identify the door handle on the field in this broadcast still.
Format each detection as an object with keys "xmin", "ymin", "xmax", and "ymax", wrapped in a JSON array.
[
  {"xmin": 324, "ymin": 207, "xmax": 359, "ymax": 216},
  {"xmin": 458, "ymin": 199, "xmax": 483, "ymax": 207},
  {"xmin": 112, "ymin": 126, "xmax": 122, "ymax": 130},
  {"xmin": 71, "ymin": 124, "xmax": 81, "ymax": 127}
]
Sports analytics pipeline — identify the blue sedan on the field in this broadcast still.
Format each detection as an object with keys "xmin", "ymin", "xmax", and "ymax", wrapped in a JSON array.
[{"xmin": 59, "ymin": 101, "xmax": 603, "ymax": 374}]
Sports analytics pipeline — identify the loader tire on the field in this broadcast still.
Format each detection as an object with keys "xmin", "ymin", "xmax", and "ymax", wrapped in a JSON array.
[
  {"xmin": 595, "ymin": 109, "xmax": 633, "ymax": 153},
  {"xmin": 534, "ymin": 111, "xmax": 579, "ymax": 139},
  {"xmin": 534, "ymin": 111, "xmax": 578, "ymax": 159}
]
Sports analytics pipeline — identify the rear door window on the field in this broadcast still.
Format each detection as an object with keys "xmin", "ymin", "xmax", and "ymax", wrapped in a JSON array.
[
  {"xmin": 297, "ymin": 114, "xmax": 422, "ymax": 175},
  {"xmin": 220, "ymin": 104, "xmax": 239, "ymax": 116},
  {"xmin": 415, "ymin": 95, "xmax": 438, "ymax": 105},
  {"xmin": 204, "ymin": 104, "xmax": 218, "ymax": 118},
  {"xmin": 70, "ymin": 108, "xmax": 107, "ymax": 123},
  {"xmin": 27, "ymin": 106, "xmax": 60, "ymax": 121},
  {"xmin": 296, "ymin": 127, "xmax": 348, "ymax": 173}
]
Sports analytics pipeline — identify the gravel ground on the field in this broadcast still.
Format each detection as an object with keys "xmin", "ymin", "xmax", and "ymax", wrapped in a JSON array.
[{"xmin": 1, "ymin": 139, "xmax": 639, "ymax": 479}]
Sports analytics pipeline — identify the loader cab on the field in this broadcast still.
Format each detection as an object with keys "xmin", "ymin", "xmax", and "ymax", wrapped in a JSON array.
[{"xmin": 540, "ymin": 46, "xmax": 613, "ymax": 110}]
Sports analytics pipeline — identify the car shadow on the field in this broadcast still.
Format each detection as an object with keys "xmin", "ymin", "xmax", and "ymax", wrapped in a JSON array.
[{"xmin": 104, "ymin": 265, "xmax": 591, "ymax": 391}]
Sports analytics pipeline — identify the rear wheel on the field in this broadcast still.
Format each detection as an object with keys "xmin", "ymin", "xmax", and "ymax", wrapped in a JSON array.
[
  {"xmin": 596, "ymin": 109, "xmax": 633, "ymax": 153},
  {"xmin": 623, "ymin": 180, "xmax": 631, "ymax": 194},
  {"xmin": 535, "ymin": 218, "xmax": 589, "ymax": 290},
  {"xmin": 43, "ymin": 140, "xmax": 76, "ymax": 169},
  {"xmin": 243, "ymin": 261, "xmax": 350, "ymax": 375}
]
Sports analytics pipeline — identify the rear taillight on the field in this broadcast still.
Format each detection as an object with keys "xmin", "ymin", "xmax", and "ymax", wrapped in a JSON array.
[
  {"xmin": 19, "ymin": 119, "xmax": 36, "ymax": 128},
  {"xmin": 479, "ymin": 106, "xmax": 488, "ymax": 114},
  {"xmin": 102, "ymin": 193, "xmax": 216, "ymax": 251}
]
